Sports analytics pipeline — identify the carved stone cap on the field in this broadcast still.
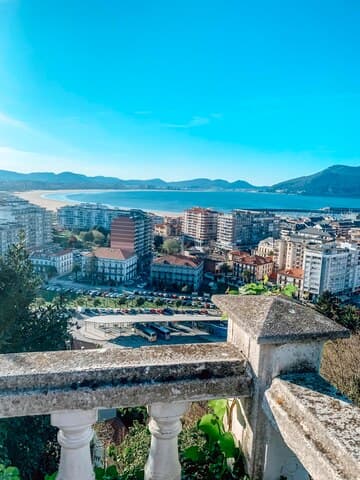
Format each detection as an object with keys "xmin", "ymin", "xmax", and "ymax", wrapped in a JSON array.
[{"xmin": 212, "ymin": 294, "xmax": 350, "ymax": 345}]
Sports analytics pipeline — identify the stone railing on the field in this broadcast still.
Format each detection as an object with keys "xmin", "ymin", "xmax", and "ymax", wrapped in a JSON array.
[{"xmin": 0, "ymin": 295, "xmax": 359, "ymax": 480}]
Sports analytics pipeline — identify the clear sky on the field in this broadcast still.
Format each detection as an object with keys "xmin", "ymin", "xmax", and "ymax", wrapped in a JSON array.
[{"xmin": 0, "ymin": 0, "xmax": 359, "ymax": 185}]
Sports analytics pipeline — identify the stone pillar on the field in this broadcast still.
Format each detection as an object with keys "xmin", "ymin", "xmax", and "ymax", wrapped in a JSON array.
[
  {"xmin": 144, "ymin": 401, "xmax": 189, "ymax": 480},
  {"xmin": 51, "ymin": 409, "xmax": 98, "ymax": 480},
  {"xmin": 213, "ymin": 295, "xmax": 349, "ymax": 480}
]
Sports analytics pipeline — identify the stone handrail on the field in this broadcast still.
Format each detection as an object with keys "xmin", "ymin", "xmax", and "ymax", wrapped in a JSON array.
[
  {"xmin": 265, "ymin": 373, "xmax": 360, "ymax": 480},
  {"xmin": 0, "ymin": 295, "xmax": 359, "ymax": 480},
  {"xmin": 0, "ymin": 342, "xmax": 251, "ymax": 417}
]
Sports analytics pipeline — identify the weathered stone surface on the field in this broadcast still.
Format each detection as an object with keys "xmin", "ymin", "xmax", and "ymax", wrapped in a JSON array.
[
  {"xmin": 0, "ymin": 343, "xmax": 251, "ymax": 417},
  {"xmin": 265, "ymin": 373, "xmax": 360, "ymax": 480},
  {"xmin": 212, "ymin": 295, "xmax": 349, "ymax": 344}
]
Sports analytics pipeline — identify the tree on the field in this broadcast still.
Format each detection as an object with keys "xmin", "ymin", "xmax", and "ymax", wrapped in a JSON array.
[
  {"xmin": 135, "ymin": 296, "xmax": 145, "ymax": 307},
  {"xmin": 162, "ymin": 238, "xmax": 181, "ymax": 255},
  {"xmin": 72, "ymin": 264, "xmax": 81, "ymax": 281},
  {"xmin": 93, "ymin": 230, "xmax": 105, "ymax": 246},
  {"xmin": 219, "ymin": 263, "xmax": 231, "ymax": 276},
  {"xmin": 0, "ymin": 240, "xmax": 70, "ymax": 479},
  {"xmin": 45, "ymin": 265, "xmax": 57, "ymax": 280},
  {"xmin": 153, "ymin": 235, "xmax": 164, "ymax": 252}
]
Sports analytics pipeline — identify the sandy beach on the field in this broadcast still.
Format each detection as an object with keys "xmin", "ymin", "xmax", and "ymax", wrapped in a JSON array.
[
  {"xmin": 15, "ymin": 190, "xmax": 183, "ymax": 217},
  {"xmin": 15, "ymin": 190, "xmax": 82, "ymax": 212}
]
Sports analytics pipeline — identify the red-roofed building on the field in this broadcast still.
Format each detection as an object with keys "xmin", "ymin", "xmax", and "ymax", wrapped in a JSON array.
[
  {"xmin": 81, "ymin": 247, "xmax": 137, "ymax": 284},
  {"xmin": 276, "ymin": 268, "xmax": 304, "ymax": 298},
  {"xmin": 151, "ymin": 254, "xmax": 204, "ymax": 291},
  {"xmin": 233, "ymin": 254, "xmax": 274, "ymax": 282}
]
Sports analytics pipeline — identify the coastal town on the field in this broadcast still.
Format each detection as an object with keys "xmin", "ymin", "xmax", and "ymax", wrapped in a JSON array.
[{"xmin": 1, "ymin": 192, "xmax": 359, "ymax": 305}]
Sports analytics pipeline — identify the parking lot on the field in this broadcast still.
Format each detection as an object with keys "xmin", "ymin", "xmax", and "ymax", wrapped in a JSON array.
[
  {"xmin": 41, "ymin": 282, "xmax": 220, "ymax": 317},
  {"xmin": 73, "ymin": 312, "xmax": 227, "ymax": 348}
]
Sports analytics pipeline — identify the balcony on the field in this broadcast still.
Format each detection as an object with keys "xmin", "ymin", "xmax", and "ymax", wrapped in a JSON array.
[{"xmin": 0, "ymin": 295, "xmax": 359, "ymax": 480}]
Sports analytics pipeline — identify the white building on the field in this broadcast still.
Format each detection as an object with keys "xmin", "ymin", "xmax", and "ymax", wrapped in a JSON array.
[
  {"xmin": 217, "ymin": 210, "xmax": 279, "ymax": 251},
  {"xmin": 182, "ymin": 208, "xmax": 218, "ymax": 247},
  {"xmin": 302, "ymin": 242, "xmax": 360, "ymax": 298},
  {"xmin": 81, "ymin": 247, "xmax": 137, "ymax": 284},
  {"xmin": 0, "ymin": 223, "xmax": 23, "ymax": 256},
  {"xmin": 0, "ymin": 193, "xmax": 52, "ymax": 250},
  {"xmin": 30, "ymin": 249, "xmax": 74, "ymax": 276}
]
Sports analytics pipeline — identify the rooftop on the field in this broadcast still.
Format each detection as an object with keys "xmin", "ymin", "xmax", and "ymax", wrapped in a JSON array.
[
  {"xmin": 153, "ymin": 254, "xmax": 202, "ymax": 268},
  {"xmin": 233, "ymin": 254, "xmax": 273, "ymax": 266},
  {"xmin": 277, "ymin": 268, "xmax": 304, "ymax": 279},
  {"xmin": 93, "ymin": 247, "xmax": 136, "ymax": 260}
]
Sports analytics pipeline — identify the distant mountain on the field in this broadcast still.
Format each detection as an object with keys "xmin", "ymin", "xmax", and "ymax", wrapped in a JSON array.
[
  {"xmin": 0, "ymin": 165, "xmax": 359, "ymax": 197},
  {"xmin": 0, "ymin": 170, "xmax": 255, "ymax": 191},
  {"xmin": 270, "ymin": 165, "xmax": 360, "ymax": 197},
  {"xmin": 167, "ymin": 178, "xmax": 254, "ymax": 189}
]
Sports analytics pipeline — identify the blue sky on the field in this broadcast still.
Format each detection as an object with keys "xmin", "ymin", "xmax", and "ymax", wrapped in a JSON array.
[{"xmin": 0, "ymin": 0, "xmax": 359, "ymax": 185}]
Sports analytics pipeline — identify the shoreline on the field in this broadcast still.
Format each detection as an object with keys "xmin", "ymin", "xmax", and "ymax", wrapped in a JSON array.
[{"xmin": 15, "ymin": 190, "xmax": 183, "ymax": 217}]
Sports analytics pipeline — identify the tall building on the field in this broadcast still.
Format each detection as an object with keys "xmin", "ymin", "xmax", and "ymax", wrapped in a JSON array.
[
  {"xmin": 58, "ymin": 204, "xmax": 152, "ymax": 270},
  {"xmin": 110, "ymin": 210, "xmax": 152, "ymax": 270},
  {"xmin": 0, "ymin": 223, "xmax": 23, "ymax": 256},
  {"xmin": 217, "ymin": 210, "xmax": 279, "ymax": 250},
  {"xmin": 0, "ymin": 193, "xmax": 52, "ymax": 251},
  {"xmin": 182, "ymin": 208, "xmax": 218, "ymax": 246},
  {"xmin": 58, "ymin": 204, "xmax": 123, "ymax": 230},
  {"xmin": 302, "ymin": 242, "xmax": 360, "ymax": 298}
]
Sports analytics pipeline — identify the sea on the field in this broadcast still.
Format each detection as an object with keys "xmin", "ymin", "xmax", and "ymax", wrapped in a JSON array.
[{"xmin": 45, "ymin": 190, "xmax": 360, "ymax": 215}]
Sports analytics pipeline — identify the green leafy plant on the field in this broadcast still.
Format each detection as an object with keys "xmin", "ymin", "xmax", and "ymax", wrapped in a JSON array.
[
  {"xmin": 181, "ymin": 399, "xmax": 248, "ymax": 479},
  {"xmin": 95, "ymin": 465, "xmax": 121, "ymax": 480},
  {"xmin": 44, "ymin": 474, "xmax": 57, "ymax": 480},
  {"xmin": 0, "ymin": 465, "xmax": 21, "ymax": 480}
]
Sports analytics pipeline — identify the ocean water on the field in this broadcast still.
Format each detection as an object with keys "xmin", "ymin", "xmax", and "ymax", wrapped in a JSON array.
[{"xmin": 45, "ymin": 190, "xmax": 360, "ymax": 213}]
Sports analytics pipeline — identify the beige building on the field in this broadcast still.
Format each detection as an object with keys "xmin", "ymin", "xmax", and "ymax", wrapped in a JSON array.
[
  {"xmin": 182, "ymin": 208, "xmax": 218, "ymax": 246},
  {"xmin": 151, "ymin": 254, "xmax": 203, "ymax": 291},
  {"xmin": 233, "ymin": 254, "xmax": 273, "ymax": 282},
  {"xmin": 276, "ymin": 268, "xmax": 304, "ymax": 298}
]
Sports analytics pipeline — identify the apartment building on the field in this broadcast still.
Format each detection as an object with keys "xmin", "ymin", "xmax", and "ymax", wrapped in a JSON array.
[
  {"xmin": 58, "ymin": 204, "xmax": 120, "ymax": 230},
  {"xmin": 151, "ymin": 254, "xmax": 203, "ymax": 291},
  {"xmin": 0, "ymin": 193, "xmax": 52, "ymax": 250},
  {"xmin": 349, "ymin": 228, "xmax": 360, "ymax": 244},
  {"xmin": 233, "ymin": 254, "xmax": 274, "ymax": 282},
  {"xmin": 58, "ymin": 204, "xmax": 152, "ymax": 270},
  {"xmin": 256, "ymin": 227, "xmax": 334, "ymax": 272},
  {"xmin": 154, "ymin": 216, "xmax": 182, "ymax": 238},
  {"xmin": 216, "ymin": 210, "xmax": 279, "ymax": 250},
  {"xmin": 110, "ymin": 211, "xmax": 152, "ymax": 270},
  {"xmin": 30, "ymin": 248, "xmax": 73, "ymax": 276},
  {"xmin": 81, "ymin": 247, "xmax": 137, "ymax": 284},
  {"xmin": 256, "ymin": 237, "xmax": 287, "ymax": 270},
  {"xmin": 0, "ymin": 222, "xmax": 23, "ymax": 256},
  {"xmin": 302, "ymin": 242, "xmax": 360, "ymax": 298},
  {"xmin": 182, "ymin": 208, "xmax": 218, "ymax": 246}
]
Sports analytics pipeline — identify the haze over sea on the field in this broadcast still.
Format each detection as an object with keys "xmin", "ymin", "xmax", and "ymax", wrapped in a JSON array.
[{"xmin": 46, "ymin": 190, "xmax": 360, "ymax": 214}]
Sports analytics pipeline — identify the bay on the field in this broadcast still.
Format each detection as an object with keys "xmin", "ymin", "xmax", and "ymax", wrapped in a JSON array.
[{"xmin": 45, "ymin": 190, "xmax": 360, "ymax": 214}]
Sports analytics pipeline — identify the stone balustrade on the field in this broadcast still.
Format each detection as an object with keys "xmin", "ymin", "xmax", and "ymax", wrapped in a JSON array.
[{"xmin": 0, "ymin": 295, "xmax": 359, "ymax": 480}]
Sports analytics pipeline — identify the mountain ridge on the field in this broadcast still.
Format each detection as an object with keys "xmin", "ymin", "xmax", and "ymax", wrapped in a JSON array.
[{"xmin": 0, "ymin": 165, "xmax": 359, "ymax": 197}]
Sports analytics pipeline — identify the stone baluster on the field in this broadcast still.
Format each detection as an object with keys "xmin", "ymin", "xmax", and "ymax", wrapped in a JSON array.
[
  {"xmin": 144, "ymin": 401, "xmax": 189, "ymax": 480},
  {"xmin": 213, "ymin": 294, "xmax": 349, "ymax": 480},
  {"xmin": 51, "ymin": 409, "xmax": 98, "ymax": 480}
]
